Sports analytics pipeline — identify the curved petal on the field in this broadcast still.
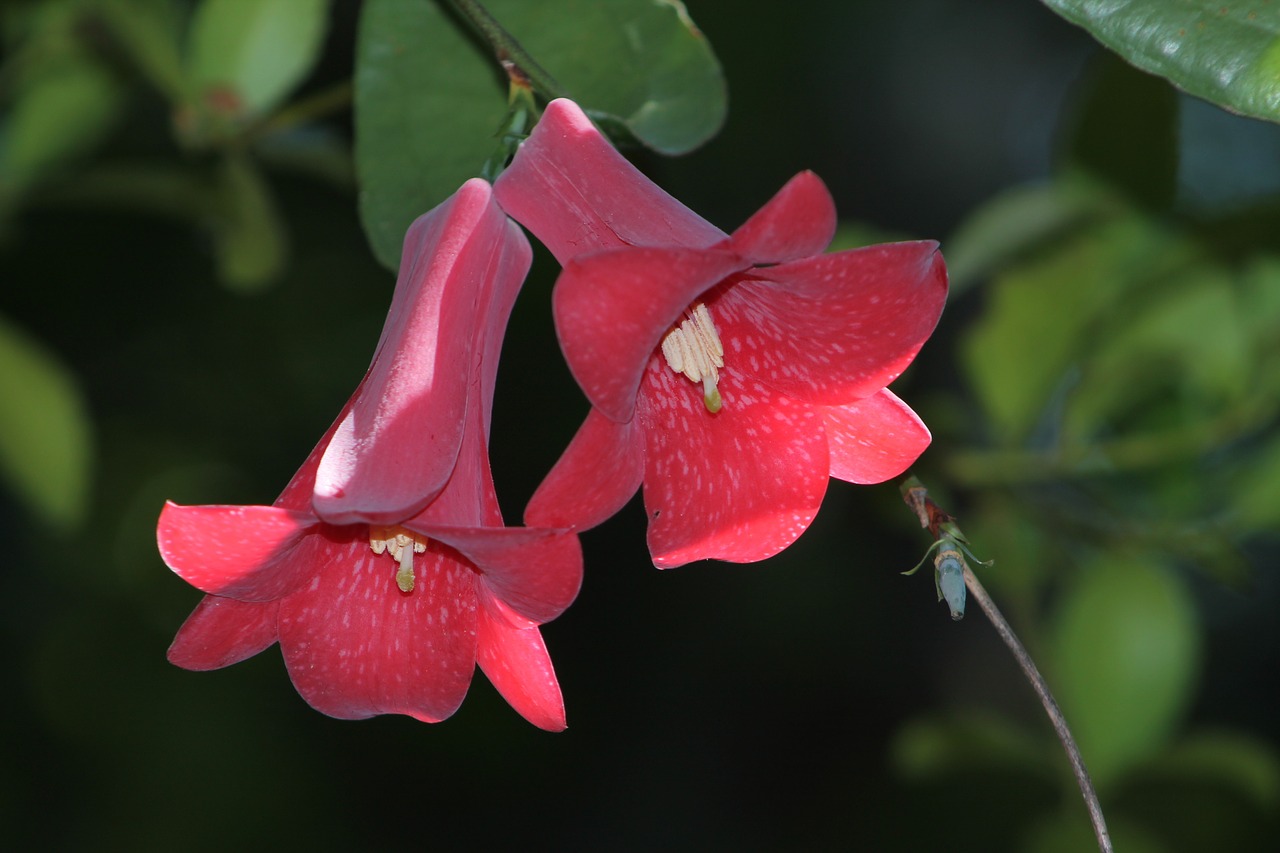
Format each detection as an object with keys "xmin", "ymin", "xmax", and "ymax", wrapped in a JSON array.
[
  {"xmin": 167, "ymin": 595, "xmax": 279, "ymax": 670},
  {"xmin": 406, "ymin": 524, "xmax": 582, "ymax": 625},
  {"xmin": 729, "ymin": 171, "xmax": 836, "ymax": 264},
  {"xmin": 314, "ymin": 179, "xmax": 529, "ymax": 525},
  {"xmin": 555, "ymin": 245, "xmax": 744, "ymax": 421},
  {"xmin": 157, "ymin": 502, "xmax": 320, "ymax": 601},
  {"xmin": 475, "ymin": 588, "xmax": 567, "ymax": 732},
  {"xmin": 525, "ymin": 408, "xmax": 644, "ymax": 533},
  {"xmin": 724, "ymin": 241, "xmax": 947, "ymax": 406},
  {"xmin": 494, "ymin": 98, "xmax": 726, "ymax": 263},
  {"xmin": 278, "ymin": 538, "xmax": 479, "ymax": 722},
  {"xmin": 638, "ymin": 363, "xmax": 830, "ymax": 567},
  {"xmin": 825, "ymin": 389, "xmax": 931, "ymax": 484}
]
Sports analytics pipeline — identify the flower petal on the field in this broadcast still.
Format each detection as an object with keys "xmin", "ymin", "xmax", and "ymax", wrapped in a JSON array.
[
  {"xmin": 825, "ymin": 389, "xmax": 931, "ymax": 484},
  {"xmin": 407, "ymin": 524, "xmax": 583, "ymax": 625},
  {"xmin": 555, "ymin": 245, "xmax": 745, "ymax": 421},
  {"xmin": 167, "ymin": 595, "xmax": 279, "ymax": 670},
  {"xmin": 729, "ymin": 171, "xmax": 837, "ymax": 264},
  {"xmin": 494, "ymin": 98, "xmax": 726, "ymax": 263},
  {"xmin": 278, "ymin": 538, "xmax": 479, "ymax": 722},
  {"xmin": 157, "ymin": 502, "xmax": 320, "ymax": 600},
  {"xmin": 638, "ymin": 363, "xmax": 830, "ymax": 567},
  {"xmin": 725, "ymin": 241, "xmax": 947, "ymax": 406},
  {"xmin": 314, "ymin": 179, "xmax": 529, "ymax": 525},
  {"xmin": 525, "ymin": 408, "xmax": 644, "ymax": 533},
  {"xmin": 475, "ymin": 587, "xmax": 567, "ymax": 732}
]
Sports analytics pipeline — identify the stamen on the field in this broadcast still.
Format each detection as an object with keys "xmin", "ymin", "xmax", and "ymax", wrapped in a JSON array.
[
  {"xmin": 660, "ymin": 302, "xmax": 725, "ymax": 413},
  {"xmin": 369, "ymin": 526, "xmax": 429, "ymax": 593}
]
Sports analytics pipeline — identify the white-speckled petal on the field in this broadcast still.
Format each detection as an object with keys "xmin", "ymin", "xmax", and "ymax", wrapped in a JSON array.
[
  {"xmin": 637, "ymin": 360, "xmax": 829, "ymax": 567},
  {"xmin": 729, "ymin": 241, "xmax": 947, "ymax": 405},
  {"xmin": 825, "ymin": 389, "xmax": 931, "ymax": 484},
  {"xmin": 278, "ymin": 536, "xmax": 480, "ymax": 722}
]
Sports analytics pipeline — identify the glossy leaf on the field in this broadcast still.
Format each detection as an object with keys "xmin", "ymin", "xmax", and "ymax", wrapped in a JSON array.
[
  {"xmin": 187, "ymin": 0, "xmax": 330, "ymax": 120},
  {"xmin": 355, "ymin": 0, "xmax": 725, "ymax": 269},
  {"xmin": 1051, "ymin": 556, "xmax": 1200, "ymax": 787},
  {"xmin": 0, "ymin": 316, "xmax": 93, "ymax": 527},
  {"xmin": 1041, "ymin": 0, "xmax": 1280, "ymax": 124}
]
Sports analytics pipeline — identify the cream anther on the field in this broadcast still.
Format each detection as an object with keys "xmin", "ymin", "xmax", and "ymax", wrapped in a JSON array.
[{"xmin": 660, "ymin": 303, "xmax": 724, "ymax": 413}]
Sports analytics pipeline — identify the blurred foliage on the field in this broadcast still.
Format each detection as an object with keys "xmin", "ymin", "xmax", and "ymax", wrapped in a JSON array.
[
  {"xmin": 1, "ymin": 1, "xmax": 1279, "ymax": 851},
  {"xmin": 895, "ymin": 52, "xmax": 1280, "ymax": 851}
]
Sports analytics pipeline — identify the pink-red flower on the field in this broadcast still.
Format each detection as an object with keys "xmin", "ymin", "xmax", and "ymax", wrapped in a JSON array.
[
  {"xmin": 494, "ymin": 99, "xmax": 947, "ymax": 568},
  {"xmin": 158, "ymin": 179, "xmax": 581, "ymax": 730}
]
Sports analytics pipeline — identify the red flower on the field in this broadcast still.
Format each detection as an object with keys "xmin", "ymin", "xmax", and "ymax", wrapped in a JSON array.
[
  {"xmin": 158, "ymin": 179, "xmax": 581, "ymax": 730},
  {"xmin": 495, "ymin": 99, "xmax": 947, "ymax": 567}
]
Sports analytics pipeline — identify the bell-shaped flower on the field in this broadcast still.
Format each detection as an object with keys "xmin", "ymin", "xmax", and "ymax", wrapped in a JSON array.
[
  {"xmin": 494, "ymin": 99, "xmax": 947, "ymax": 568},
  {"xmin": 157, "ymin": 179, "xmax": 581, "ymax": 730}
]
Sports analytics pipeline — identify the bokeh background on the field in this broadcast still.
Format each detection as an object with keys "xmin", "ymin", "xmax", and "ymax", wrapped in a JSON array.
[{"xmin": 3, "ymin": 1, "xmax": 1279, "ymax": 850}]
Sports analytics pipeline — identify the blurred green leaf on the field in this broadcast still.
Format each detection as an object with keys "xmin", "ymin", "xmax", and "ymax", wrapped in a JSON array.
[
  {"xmin": 1229, "ymin": 435, "xmax": 1280, "ymax": 530},
  {"xmin": 1061, "ymin": 51, "xmax": 1179, "ymax": 208},
  {"xmin": 0, "ymin": 314, "xmax": 92, "ymax": 527},
  {"xmin": 944, "ymin": 180, "xmax": 1111, "ymax": 294},
  {"xmin": 891, "ymin": 713, "xmax": 1052, "ymax": 780},
  {"xmin": 1041, "ymin": 0, "xmax": 1280, "ymax": 125},
  {"xmin": 960, "ymin": 215, "xmax": 1174, "ymax": 442},
  {"xmin": 185, "ymin": 0, "xmax": 329, "ymax": 132},
  {"xmin": 0, "ymin": 59, "xmax": 122, "ymax": 207},
  {"xmin": 1063, "ymin": 266, "xmax": 1249, "ymax": 443},
  {"xmin": 211, "ymin": 155, "xmax": 287, "ymax": 291},
  {"xmin": 1022, "ymin": 811, "xmax": 1163, "ymax": 853},
  {"xmin": 1148, "ymin": 731, "xmax": 1280, "ymax": 811},
  {"xmin": 94, "ymin": 0, "xmax": 187, "ymax": 100},
  {"xmin": 1052, "ymin": 556, "xmax": 1200, "ymax": 787},
  {"xmin": 355, "ymin": 0, "xmax": 725, "ymax": 269}
]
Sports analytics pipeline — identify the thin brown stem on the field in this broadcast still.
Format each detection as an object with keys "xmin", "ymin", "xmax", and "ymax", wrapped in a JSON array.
[{"xmin": 963, "ymin": 565, "xmax": 1113, "ymax": 853}]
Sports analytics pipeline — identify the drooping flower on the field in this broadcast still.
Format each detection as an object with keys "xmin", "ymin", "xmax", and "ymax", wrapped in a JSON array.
[
  {"xmin": 158, "ymin": 179, "xmax": 581, "ymax": 730},
  {"xmin": 494, "ymin": 99, "xmax": 947, "ymax": 568}
]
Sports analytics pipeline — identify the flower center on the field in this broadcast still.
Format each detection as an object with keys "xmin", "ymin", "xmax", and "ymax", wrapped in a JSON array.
[
  {"xmin": 369, "ymin": 526, "xmax": 428, "ymax": 593},
  {"xmin": 660, "ymin": 302, "xmax": 724, "ymax": 413}
]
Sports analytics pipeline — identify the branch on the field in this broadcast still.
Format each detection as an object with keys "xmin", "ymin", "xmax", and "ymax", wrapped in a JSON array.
[{"xmin": 900, "ymin": 476, "xmax": 1113, "ymax": 853}]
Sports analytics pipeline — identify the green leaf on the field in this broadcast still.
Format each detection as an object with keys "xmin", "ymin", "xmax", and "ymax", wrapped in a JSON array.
[
  {"xmin": 944, "ymin": 180, "xmax": 1113, "ymax": 295},
  {"xmin": 1051, "ymin": 556, "xmax": 1200, "ymax": 787},
  {"xmin": 94, "ymin": 0, "xmax": 187, "ymax": 100},
  {"xmin": 508, "ymin": 0, "xmax": 726, "ymax": 156},
  {"xmin": 1149, "ymin": 731, "xmax": 1280, "ymax": 811},
  {"xmin": 1063, "ymin": 265, "xmax": 1250, "ymax": 443},
  {"xmin": 0, "ymin": 315, "xmax": 93, "ymax": 527},
  {"xmin": 210, "ymin": 155, "xmax": 288, "ymax": 291},
  {"xmin": 1041, "ymin": 0, "xmax": 1280, "ymax": 125},
  {"xmin": 0, "ymin": 59, "xmax": 123, "ymax": 206},
  {"xmin": 355, "ymin": 0, "xmax": 725, "ymax": 269},
  {"xmin": 960, "ymin": 215, "xmax": 1174, "ymax": 441},
  {"xmin": 186, "ymin": 0, "xmax": 330, "ymax": 123},
  {"xmin": 891, "ymin": 713, "xmax": 1052, "ymax": 780}
]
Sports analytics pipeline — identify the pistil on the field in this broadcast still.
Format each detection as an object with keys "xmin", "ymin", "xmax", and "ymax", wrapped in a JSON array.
[
  {"xmin": 369, "ymin": 526, "xmax": 429, "ymax": 593},
  {"xmin": 660, "ymin": 302, "xmax": 724, "ymax": 413}
]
